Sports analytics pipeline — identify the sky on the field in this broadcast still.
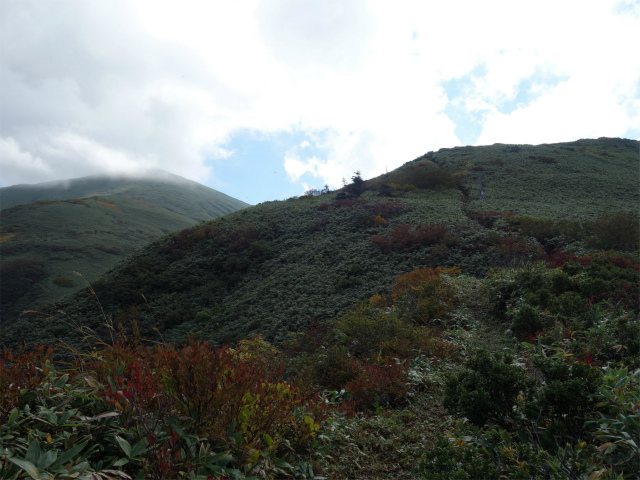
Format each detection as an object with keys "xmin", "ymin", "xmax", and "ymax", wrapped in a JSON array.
[{"xmin": 1, "ymin": 0, "xmax": 639, "ymax": 205}]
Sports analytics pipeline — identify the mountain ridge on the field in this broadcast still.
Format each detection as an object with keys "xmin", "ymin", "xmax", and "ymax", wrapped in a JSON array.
[
  {"xmin": 0, "ymin": 168, "xmax": 250, "ymax": 219},
  {"xmin": 0, "ymin": 171, "xmax": 249, "ymax": 321}
]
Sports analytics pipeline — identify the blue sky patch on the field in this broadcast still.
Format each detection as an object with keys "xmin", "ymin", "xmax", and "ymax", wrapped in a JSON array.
[
  {"xmin": 497, "ymin": 70, "xmax": 567, "ymax": 115},
  {"xmin": 206, "ymin": 129, "xmax": 329, "ymax": 205},
  {"xmin": 441, "ymin": 65, "xmax": 489, "ymax": 145}
]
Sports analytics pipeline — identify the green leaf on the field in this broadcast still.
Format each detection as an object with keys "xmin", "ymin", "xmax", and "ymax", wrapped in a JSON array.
[
  {"xmin": 38, "ymin": 450, "xmax": 57, "ymax": 470},
  {"xmin": 115, "ymin": 436, "xmax": 132, "ymax": 457},
  {"xmin": 25, "ymin": 439, "xmax": 43, "ymax": 465},
  {"xmin": 67, "ymin": 461, "xmax": 89, "ymax": 474},
  {"xmin": 207, "ymin": 451, "xmax": 231, "ymax": 465},
  {"xmin": 8, "ymin": 457, "xmax": 42, "ymax": 479},
  {"xmin": 59, "ymin": 409, "xmax": 77, "ymax": 425},
  {"xmin": 113, "ymin": 458, "xmax": 129, "ymax": 467},
  {"xmin": 8, "ymin": 408, "xmax": 19, "ymax": 424},
  {"xmin": 207, "ymin": 465, "xmax": 225, "ymax": 475},
  {"xmin": 42, "ymin": 410, "xmax": 58, "ymax": 426},
  {"xmin": 197, "ymin": 443, "xmax": 207, "ymax": 463},
  {"xmin": 130, "ymin": 439, "xmax": 148, "ymax": 458},
  {"xmin": 614, "ymin": 375, "xmax": 628, "ymax": 389},
  {"xmin": 54, "ymin": 374, "xmax": 70, "ymax": 388},
  {"xmin": 50, "ymin": 441, "xmax": 87, "ymax": 470}
]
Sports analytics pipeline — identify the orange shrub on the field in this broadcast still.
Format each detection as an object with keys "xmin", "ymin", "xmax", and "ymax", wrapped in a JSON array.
[
  {"xmin": 392, "ymin": 267, "xmax": 461, "ymax": 326},
  {"xmin": 374, "ymin": 215, "xmax": 387, "ymax": 226}
]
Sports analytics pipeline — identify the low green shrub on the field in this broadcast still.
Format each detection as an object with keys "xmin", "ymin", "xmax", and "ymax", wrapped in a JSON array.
[{"xmin": 443, "ymin": 349, "xmax": 534, "ymax": 428}]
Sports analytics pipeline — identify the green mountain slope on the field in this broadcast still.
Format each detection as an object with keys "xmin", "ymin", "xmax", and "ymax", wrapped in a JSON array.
[
  {"xmin": 0, "ymin": 169, "xmax": 249, "ymax": 220},
  {"xmin": 3, "ymin": 138, "xmax": 638, "ymax": 349},
  {"xmin": 0, "ymin": 172, "xmax": 249, "ymax": 321}
]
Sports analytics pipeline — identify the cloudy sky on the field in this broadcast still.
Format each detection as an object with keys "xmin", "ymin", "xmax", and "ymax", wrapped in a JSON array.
[{"xmin": 1, "ymin": 0, "xmax": 639, "ymax": 204}]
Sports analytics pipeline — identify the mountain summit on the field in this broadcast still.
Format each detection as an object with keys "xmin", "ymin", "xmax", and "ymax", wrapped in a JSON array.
[{"xmin": 0, "ymin": 169, "xmax": 249, "ymax": 219}]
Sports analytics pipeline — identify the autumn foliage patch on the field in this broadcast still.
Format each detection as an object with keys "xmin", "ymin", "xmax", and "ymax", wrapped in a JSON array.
[{"xmin": 371, "ymin": 224, "xmax": 448, "ymax": 252}]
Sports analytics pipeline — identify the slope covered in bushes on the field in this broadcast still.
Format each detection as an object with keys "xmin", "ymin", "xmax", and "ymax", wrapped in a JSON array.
[{"xmin": 3, "ymin": 138, "xmax": 637, "ymax": 352}]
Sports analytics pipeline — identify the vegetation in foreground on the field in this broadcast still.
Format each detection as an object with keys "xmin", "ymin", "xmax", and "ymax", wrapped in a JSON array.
[{"xmin": 2, "ymin": 251, "xmax": 638, "ymax": 479}]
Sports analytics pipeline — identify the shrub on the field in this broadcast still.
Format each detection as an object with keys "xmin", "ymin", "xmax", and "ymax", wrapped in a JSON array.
[
  {"xmin": 549, "ymin": 291, "xmax": 585, "ymax": 317},
  {"xmin": 281, "ymin": 319, "xmax": 330, "ymax": 357},
  {"xmin": 312, "ymin": 345, "xmax": 359, "ymax": 391},
  {"xmin": 443, "ymin": 349, "xmax": 534, "ymax": 428},
  {"xmin": 585, "ymin": 367, "xmax": 640, "ymax": 476},
  {"xmin": 157, "ymin": 224, "xmax": 220, "ymax": 259},
  {"xmin": 420, "ymin": 425, "xmax": 599, "ymax": 480},
  {"xmin": 371, "ymin": 224, "xmax": 448, "ymax": 252},
  {"xmin": 511, "ymin": 304, "xmax": 545, "ymax": 340},
  {"xmin": 335, "ymin": 172, "xmax": 367, "ymax": 199},
  {"xmin": 87, "ymin": 340, "xmax": 335, "ymax": 475},
  {"xmin": 529, "ymin": 353, "xmax": 603, "ymax": 439},
  {"xmin": 0, "ymin": 344, "xmax": 55, "ymax": 424},
  {"xmin": 508, "ymin": 215, "xmax": 583, "ymax": 246},
  {"xmin": 378, "ymin": 328, "xmax": 458, "ymax": 364},
  {"xmin": 587, "ymin": 211, "xmax": 640, "ymax": 250},
  {"xmin": 373, "ymin": 215, "xmax": 387, "ymax": 226},
  {"xmin": 391, "ymin": 266, "xmax": 461, "ymax": 326},
  {"xmin": 335, "ymin": 304, "xmax": 412, "ymax": 359},
  {"xmin": 491, "ymin": 235, "xmax": 544, "ymax": 266},
  {"xmin": 344, "ymin": 360, "xmax": 409, "ymax": 408}
]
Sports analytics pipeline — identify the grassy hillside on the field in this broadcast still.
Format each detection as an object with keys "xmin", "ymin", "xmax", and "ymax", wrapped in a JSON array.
[
  {"xmin": 0, "ymin": 169, "xmax": 249, "ymax": 220},
  {"xmin": 4, "ymin": 137, "xmax": 637, "ymax": 349},
  {"xmin": 0, "ymin": 172, "xmax": 249, "ymax": 321}
]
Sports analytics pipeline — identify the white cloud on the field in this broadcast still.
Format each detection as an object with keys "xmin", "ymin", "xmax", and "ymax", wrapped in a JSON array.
[
  {"xmin": 0, "ymin": 137, "xmax": 53, "ymax": 186},
  {"xmin": 284, "ymin": 146, "xmax": 343, "ymax": 187},
  {"xmin": 1, "ymin": 0, "xmax": 638, "ymax": 197},
  {"xmin": 477, "ymin": 78, "xmax": 637, "ymax": 146}
]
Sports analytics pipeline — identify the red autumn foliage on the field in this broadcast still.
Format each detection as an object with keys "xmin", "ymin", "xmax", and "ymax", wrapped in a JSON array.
[
  {"xmin": 0, "ymin": 344, "xmax": 56, "ymax": 423},
  {"xmin": 371, "ymin": 224, "xmax": 448, "ymax": 252},
  {"xmin": 546, "ymin": 249, "xmax": 640, "ymax": 272},
  {"xmin": 91, "ymin": 340, "xmax": 332, "ymax": 453},
  {"xmin": 344, "ymin": 360, "xmax": 409, "ymax": 408}
]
